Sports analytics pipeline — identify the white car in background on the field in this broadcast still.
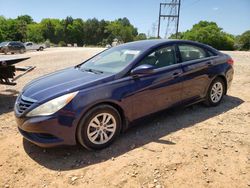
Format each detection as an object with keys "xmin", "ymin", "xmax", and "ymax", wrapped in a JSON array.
[{"xmin": 24, "ymin": 42, "xmax": 45, "ymax": 51}]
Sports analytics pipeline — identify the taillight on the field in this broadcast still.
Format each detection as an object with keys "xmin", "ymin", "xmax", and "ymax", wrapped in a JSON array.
[{"xmin": 227, "ymin": 58, "xmax": 234, "ymax": 66}]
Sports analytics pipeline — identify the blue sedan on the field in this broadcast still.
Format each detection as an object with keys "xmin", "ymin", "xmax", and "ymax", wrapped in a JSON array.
[{"xmin": 15, "ymin": 40, "xmax": 234, "ymax": 150}]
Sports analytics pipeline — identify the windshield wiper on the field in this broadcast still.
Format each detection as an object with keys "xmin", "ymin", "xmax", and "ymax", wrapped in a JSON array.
[{"xmin": 83, "ymin": 68, "xmax": 104, "ymax": 74}]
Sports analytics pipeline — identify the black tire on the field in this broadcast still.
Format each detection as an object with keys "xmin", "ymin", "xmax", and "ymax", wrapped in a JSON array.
[
  {"xmin": 76, "ymin": 105, "xmax": 122, "ymax": 150},
  {"xmin": 39, "ymin": 47, "xmax": 44, "ymax": 51},
  {"xmin": 205, "ymin": 78, "xmax": 225, "ymax": 107},
  {"xmin": 19, "ymin": 48, "xmax": 25, "ymax": 54}
]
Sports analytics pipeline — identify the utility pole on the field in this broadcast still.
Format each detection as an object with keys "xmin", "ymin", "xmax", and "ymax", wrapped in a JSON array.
[
  {"xmin": 157, "ymin": 0, "xmax": 181, "ymax": 39},
  {"xmin": 176, "ymin": 0, "xmax": 181, "ymax": 38}
]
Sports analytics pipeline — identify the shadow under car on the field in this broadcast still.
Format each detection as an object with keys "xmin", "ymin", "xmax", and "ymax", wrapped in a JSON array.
[{"xmin": 23, "ymin": 95, "xmax": 244, "ymax": 171}]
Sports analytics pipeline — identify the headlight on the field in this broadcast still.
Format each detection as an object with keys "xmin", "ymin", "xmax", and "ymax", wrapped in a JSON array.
[{"xmin": 26, "ymin": 91, "xmax": 78, "ymax": 117}]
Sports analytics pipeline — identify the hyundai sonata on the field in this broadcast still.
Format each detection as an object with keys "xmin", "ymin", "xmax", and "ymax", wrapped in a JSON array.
[{"xmin": 15, "ymin": 40, "xmax": 234, "ymax": 150}]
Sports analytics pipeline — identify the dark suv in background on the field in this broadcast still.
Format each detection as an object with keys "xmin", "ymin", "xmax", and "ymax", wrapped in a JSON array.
[{"xmin": 0, "ymin": 41, "xmax": 26, "ymax": 54}]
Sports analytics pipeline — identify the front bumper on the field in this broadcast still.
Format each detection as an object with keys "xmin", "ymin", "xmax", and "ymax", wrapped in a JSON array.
[
  {"xmin": 16, "ymin": 115, "xmax": 77, "ymax": 147},
  {"xmin": 0, "ymin": 47, "xmax": 8, "ymax": 53}
]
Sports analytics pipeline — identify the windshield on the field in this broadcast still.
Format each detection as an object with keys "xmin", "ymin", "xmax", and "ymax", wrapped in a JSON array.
[
  {"xmin": 80, "ymin": 47, "xmax": 142, "ymax": 74},
  {"xmin": 0, "ymin": 42, "xmax": 9, "ymax": 46}
]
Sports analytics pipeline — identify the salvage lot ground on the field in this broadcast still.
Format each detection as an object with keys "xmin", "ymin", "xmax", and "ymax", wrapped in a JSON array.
[{"xmin": 0, "ymin": 48, "xmax": 249, "ymax": 188}]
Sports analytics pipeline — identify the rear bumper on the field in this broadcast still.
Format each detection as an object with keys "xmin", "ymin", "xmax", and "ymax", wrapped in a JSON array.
[
  {"xmin": 226, "ymin": 67, "xmax": 234, "ymax": 90},
  {"xmin": 16, "ymin": 115, "xmax": 77, "ymax": 147}
]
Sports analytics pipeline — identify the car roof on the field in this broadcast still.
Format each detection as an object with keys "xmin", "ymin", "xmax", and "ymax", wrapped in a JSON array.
[
  {"xmin": 119, "ymin": 39, "xmax": 216, "ymax": 51},
  {"xmin": 119, "ymin": 39, "xmax": 171, "ymax": 50},
  {"xmin": 9, "ymin": 41, "xmax": 23, "ymax": 43}
]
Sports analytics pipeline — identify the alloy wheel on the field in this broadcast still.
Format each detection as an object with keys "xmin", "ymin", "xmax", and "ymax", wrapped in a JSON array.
[
  {"xmin": 210, "ymin": 82, "xmax": 223, "ymax": 103},
  {"xmin": 87, "ymin": 113, "xmax": 117, "ymax": 145}
]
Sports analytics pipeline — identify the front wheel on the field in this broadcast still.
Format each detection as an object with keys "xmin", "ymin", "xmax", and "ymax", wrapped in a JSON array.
[
  {"xmin": 19, "ymin": 48, "xmax": 25, "ymax": 54},
  {"xmin": 77, "ymin": 105, "xmax": 122, "ymax": 150},
  {"xmin": 205, "ymin": 78, "xmax": 225, "ymax": 106}
]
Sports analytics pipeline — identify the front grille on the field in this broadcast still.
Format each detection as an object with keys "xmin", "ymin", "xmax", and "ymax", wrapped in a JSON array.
[{"xmin": 15, "ymin": 95, "xmax": 36, "ymax": 114}]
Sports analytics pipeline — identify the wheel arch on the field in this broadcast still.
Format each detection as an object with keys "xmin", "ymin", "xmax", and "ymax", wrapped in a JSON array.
[
  {"xmin": 215, "ymin": 75, "xmax": 228, "ymax": 95},
  {"xmin": 75, "ymin": 100, "xmax": 128, "ymax": 140},
  {"xmin": 91, "ymin": 101, "xmax": 127, "ymax": 130},
  {"xmin": 75, "ymin": 100, "xmax": 129, "ymax": 148},
  {"xmin": 204, "ymin": 74, "xmax": 228, "ymax": 99}
]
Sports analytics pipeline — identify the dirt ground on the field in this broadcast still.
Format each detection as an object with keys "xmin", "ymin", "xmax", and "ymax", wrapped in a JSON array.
[{"xmin": 0, "ymin": 48, "xmax": 249, "ymax": 188}]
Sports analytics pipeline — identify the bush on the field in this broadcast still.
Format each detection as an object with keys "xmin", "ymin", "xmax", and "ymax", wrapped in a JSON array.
[{"xmin": 58, "ymin": 41, "xmax": 66, "ymax": 47}]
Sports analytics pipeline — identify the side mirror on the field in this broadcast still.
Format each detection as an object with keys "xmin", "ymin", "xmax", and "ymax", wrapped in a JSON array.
[{"xmin": 131, "ymin": 64, "xmax": 155, "ymax": 75}]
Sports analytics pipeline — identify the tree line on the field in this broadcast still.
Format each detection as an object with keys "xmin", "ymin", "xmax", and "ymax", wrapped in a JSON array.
[
  {"xmin": 0, "ymin": 15, "xmax": 147, "ymax": 46},
  {"xmin": 0, "ymin": 15, "xmax": 249, "ymax": 50},
  {"xmin": 170, "ymin": 21, "xmax": 250, "ymax": 51}
]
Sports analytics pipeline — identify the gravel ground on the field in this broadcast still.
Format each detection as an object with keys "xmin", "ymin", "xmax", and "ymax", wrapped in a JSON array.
[{"xmin": 0, "ymin": 48, "xmax": 249, "ymax": 188}]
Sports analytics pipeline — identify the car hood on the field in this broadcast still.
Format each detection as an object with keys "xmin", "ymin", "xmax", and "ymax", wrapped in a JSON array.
[{"xmin": 22, "ymin": 67, "xmax": 114, "ymax": 103}]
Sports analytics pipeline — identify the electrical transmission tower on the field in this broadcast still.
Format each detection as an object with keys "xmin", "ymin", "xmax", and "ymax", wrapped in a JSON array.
[{"xmin": 157, "ymin": 0, "xmax": 181, "ymax": 39}]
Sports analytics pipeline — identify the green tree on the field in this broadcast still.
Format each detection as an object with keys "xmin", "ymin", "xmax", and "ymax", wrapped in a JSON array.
[
  {"xmin": 171, "ymin": 21, "xmax": 235, "ymax": 50},
  {"xmin": 17, "ymin": 15, "xmax": 33, "ymax": 24},
  {"xmin": 106, "ymin": 17, "xmax": 138, "ymax": 43},
  {"xmin": 0, "ymin": 15, "xmax": 146, "ymax": 46},
  {"xmin": 62, "ymin": 16, "xmax": 74, "ymax": 44},
  {"xmin": 16, "ymin": 19, "xmax": 28, "ymax": 41},
  {"xmin": 4, "ymin": 19, "xmax": 19, "ymax": 41},
  {"xmin": 40, "ymin": 18, "xmax": 63, "ymax": 44},
  {"xmin": 0, "ymin": 15, "xmax": 32, "ymax": 42},
  {"xmin": 0, "ymin": 16, "xmax": 7, "ymax": 41},
  {"xmin": 83, "ymin": 18, "xmax": 101, "ymax": 45},
  {"xmin": 135, "ymin": 33, "xmax": 147, "ymax": 41},
  {"xmin": 237, "ymin": 31, "xmax": 250, "ymax": 50},
  {"xmin": 82, "ymin": 18, "xmax": 110, "ymax": 45},
  {"xmin": 27, "ymin": 24, "xmax": 44, "ymax": 43},
  {"xmin": 66, "ymin": 18, "xmax": 85, "ymax": 45}
]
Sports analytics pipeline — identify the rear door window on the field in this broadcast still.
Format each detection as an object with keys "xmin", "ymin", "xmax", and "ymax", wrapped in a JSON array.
[
  {"xmin": 138, "ymin": 45, "xmax": 177, "ymax": 69},
  {"xmin": 178, "ymin": 44, "xmax": 208, "ymax": 62}
]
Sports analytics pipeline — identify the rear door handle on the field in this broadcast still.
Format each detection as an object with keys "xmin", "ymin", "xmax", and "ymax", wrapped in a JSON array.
[{"xmin": 207, "ymin": 62, "xmax": 213, "ymax": 67}]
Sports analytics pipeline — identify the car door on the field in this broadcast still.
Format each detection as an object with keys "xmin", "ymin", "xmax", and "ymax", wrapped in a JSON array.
[
  {"xmin": 8, "ymin": 42, "xmax": 15, "ymax": 51},
  {"xmin": 17, "ymin": 42, "xmax": 22, "ymax": 51},
  {"xmin": 130, "ymin": 45, "xmax": 184, "ymax": 119},
  {"xmin": 13, "ymin": 42, "xmax": 20, "ymax": 52},
  {"xmin": 25, "ymin": 42, "xmax": 32, "ymax": 50},
  {"xmin": 177, "ymin": 43, "xmax": 214, "ymax": 102}
]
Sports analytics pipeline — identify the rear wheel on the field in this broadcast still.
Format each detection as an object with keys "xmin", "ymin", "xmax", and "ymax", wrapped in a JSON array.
[
  {"xmin": 77, "ymin": 105, "xmax": 122, "ymax": 150},
  {"xmin": 39, "ymin": 47, "xmax": 44, "ymax": 51},
  {"xmin": 205, "ymin": 78, "xmax": 225, "ymax": 106}
]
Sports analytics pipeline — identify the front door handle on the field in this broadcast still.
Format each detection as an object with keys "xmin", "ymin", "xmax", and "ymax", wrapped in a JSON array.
[{"xmin": 172, "ymin": 72, "xmax": 182, "ymax": 78}]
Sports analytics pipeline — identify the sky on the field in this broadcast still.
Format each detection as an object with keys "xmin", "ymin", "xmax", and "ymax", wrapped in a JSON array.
[{"xmin": 0, "ymin": 0, "xmax": 249, "ymax": 37}]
